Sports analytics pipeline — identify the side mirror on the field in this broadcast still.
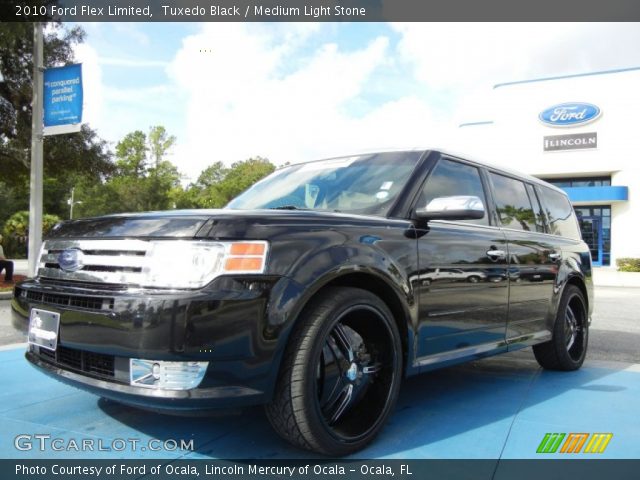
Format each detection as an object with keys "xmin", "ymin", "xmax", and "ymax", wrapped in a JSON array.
[{"xmin": 415, "ymin": 195, "xmax": 485, "ymax": 221}]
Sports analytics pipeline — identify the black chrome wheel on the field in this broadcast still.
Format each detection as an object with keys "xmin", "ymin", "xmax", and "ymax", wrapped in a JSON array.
[
  {"xmin": 564, "ymin": 296, "xmax": 586, "ymax": 361},
  {"xmin": 533, "ymin": 284, "xmax": 588, "ymax": 371},
  {"xmin": 315, "ymin": 306, "xmax": 397, "ymax": 442},
  {"xmin": 266, "ymin": 287, "xmax": 402, "ymax": 455}
]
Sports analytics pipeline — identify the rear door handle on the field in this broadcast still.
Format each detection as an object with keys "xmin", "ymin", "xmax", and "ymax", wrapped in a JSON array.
[{"xmin": 486, "ymin": 249, "xmax": 506, "ymax": 259}]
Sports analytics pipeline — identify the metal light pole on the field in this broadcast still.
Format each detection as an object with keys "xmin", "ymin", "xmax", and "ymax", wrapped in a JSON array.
[
  {"xmin": 28, "ymin": 22, "xmax": 44, "ymax": 277},
  {"xmin": 68, "ymin": 187, "xmax": 82, "ymax": 219}
]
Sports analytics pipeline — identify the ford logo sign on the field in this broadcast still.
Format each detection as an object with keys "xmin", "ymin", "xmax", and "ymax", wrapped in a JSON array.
[
  {"xmin": 539, "ymin": 102, "xmax": 601, "ymax": 127},
  {"xmin": 58, "ymin": 249, "xmax": 83, "ymax": 272}
]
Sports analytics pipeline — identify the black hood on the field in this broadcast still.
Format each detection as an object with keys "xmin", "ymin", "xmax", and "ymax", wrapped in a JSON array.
[{"xmin": 47, "ymin": 209, "xmax": 409, "ymax": 240}]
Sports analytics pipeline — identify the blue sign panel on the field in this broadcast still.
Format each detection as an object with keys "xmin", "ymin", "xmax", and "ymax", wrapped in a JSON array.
[
  {"xmin": 43, "ymin": 64, "xmax": 83, "ymax": 134},
  {"xmin": 539, "ymin": 102, "xmax": 600, "ymax": 127}
]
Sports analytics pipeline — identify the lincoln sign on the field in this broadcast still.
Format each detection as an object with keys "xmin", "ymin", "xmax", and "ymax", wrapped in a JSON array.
[{"xmin": 543, "ymin": 132, "xmax": 597, "ymax": 152}]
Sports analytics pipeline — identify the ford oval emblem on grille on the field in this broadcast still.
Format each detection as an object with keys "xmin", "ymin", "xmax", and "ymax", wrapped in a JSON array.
[
  {"xmin": 58, "ymin": 249, "xmax": 83, "ymax": 272},
  {"xmin": 539, "ymin": 102, "xmax": 601, "ymax": 127}
]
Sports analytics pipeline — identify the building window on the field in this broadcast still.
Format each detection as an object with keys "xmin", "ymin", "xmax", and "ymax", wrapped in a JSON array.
[
  {"xmin": 541, "ymin": 176, "xmax": 611, "ymax": 188},
  {"xmin": 574, "ymin": 205, "xmax": 611, "ymax": 266}
]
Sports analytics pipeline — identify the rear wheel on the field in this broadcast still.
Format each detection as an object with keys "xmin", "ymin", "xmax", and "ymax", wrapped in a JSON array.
[
  {"xmin": 265, "ymin": 287, "xmax": 402, "ymax": 456},
  {"xmin": 533, "ymin": 285, "xmax": 588, "ymax": 371}
]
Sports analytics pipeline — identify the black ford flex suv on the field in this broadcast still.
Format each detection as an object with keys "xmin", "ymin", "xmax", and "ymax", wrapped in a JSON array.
[{"xmin": 13, "ymin": 149, "xmax": 592, "ymax": 455}]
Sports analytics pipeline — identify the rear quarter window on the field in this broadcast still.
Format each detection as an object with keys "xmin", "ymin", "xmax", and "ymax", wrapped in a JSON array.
[{"xmin": 538, "ymin": 186, "xmax": 581, "ymax": 240}]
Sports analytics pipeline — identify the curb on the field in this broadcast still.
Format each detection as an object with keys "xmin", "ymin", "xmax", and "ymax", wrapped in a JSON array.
[
  {"xmin": 0, "ymin": 291, "xmax": 13, "ymax": 300},
  {"xmin": 0, "ymin": 342, "xmax": 26, "ymax": 351}
]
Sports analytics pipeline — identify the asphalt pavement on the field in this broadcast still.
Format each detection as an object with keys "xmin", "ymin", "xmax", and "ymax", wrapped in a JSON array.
[{"xmin": 589, "ymin": 286, "xmax": 640, "ymax": 363}]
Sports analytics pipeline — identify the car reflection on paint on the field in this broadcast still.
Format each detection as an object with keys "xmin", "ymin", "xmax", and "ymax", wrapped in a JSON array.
[
  {"xmin": 485, "ymin": 267, "xmax": 519, "ymax": 283},
  {"xmin": 413, "ymin": 268, "xmax": 487, "ymax": 285}
]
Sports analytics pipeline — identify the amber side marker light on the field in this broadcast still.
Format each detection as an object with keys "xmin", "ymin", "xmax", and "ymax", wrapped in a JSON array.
[{"xmin": 224, "ymin": 242, "xmax": 268, "ymax": 273}]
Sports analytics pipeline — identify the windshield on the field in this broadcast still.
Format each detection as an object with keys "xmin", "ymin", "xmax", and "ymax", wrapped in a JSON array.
[{"xmin": 226, "ymin": 151, "xmax": 422, "ymax": 216}]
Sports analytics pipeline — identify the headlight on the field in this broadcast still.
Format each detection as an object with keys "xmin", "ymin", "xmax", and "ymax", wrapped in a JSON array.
[{"xmin": 141, "ymin": 240, "xmax": 268, "ymax": 289}]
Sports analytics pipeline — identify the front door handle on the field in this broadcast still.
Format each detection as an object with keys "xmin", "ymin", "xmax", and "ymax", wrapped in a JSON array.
[{"xmin": 486, "ymin": 249, "xmax": 506, "ymax": 260}]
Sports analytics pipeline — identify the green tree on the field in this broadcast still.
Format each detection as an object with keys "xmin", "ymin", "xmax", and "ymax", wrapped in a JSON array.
[
  {"xmin": 148, "ymin": 125, "xmax": 176, "ymax": 169},
  {"xmin": 194, "ymin": 162, "xmax": 227, "ymax": 188},
  {"xmin": 218, "ymin": 157, "xmax": 275, "ymax": 203},
  {"xmin": 146, "ymin": 126, "xmax": 179, "ymax": 210},
  {"xmin": 115, "ymin": 130, "xmax": 147, "ymax": 177},
  {"xmin": 184, "ymin": 157, "xmax": 275, "ymax": 209},
  {"xmin": 71, "ymin": 176, "xmax": 121, "ymax": 219},
  {"xmin": 0, "ymin": 22, "xmax": 84, "ymax": 172},
  {"xmin": 185, "ymin": 161, "xmax": 229, "ymax": 208},
  {"xmin": 0, "ymin": 22, "xmax": 113, "ymax": 225},
  {"xmin": 2, "ymin": 210, "xmax": 61, "ymax": 258},
  {"xmin": 0, "ymin": 180, "xmax": 29, "ymax": 225},
  {"xmin": 144, "ymin": 159, "xmax": 182, "ymax": 211},
  {"xmin": 78, "ymin": 126, "xmax": 182, "ymax": 215}
]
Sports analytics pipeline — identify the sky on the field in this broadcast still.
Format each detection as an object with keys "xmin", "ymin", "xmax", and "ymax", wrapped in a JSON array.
[{"xmin": 70, "ymin": 22, "xmax": 640, "ymax": 181}]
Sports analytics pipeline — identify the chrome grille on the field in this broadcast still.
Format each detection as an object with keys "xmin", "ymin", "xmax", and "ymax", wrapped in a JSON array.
[{"xmin": 38, "ymin": 239, "xmax": 150, "ymax": 286}]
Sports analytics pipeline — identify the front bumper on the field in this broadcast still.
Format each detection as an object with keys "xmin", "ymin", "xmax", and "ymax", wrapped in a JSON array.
[
  {"xmin": 13, "ymin": 275, "xmax": 291, "ymax": 410},
  {"xmin": 25, "ymin": 348, "xmax": 263, "ymax": 411}
]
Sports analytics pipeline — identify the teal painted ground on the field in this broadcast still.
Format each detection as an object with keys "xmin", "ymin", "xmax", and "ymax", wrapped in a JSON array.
[{"xmin": 0, "ymin": 346, "xmax": 638, "ymax": 460}]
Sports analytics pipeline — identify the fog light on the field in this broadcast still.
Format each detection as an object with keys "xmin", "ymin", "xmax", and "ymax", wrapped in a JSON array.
[{"xmin": 130, "ymin": 359, "xmax": 208, "ymax": 390}]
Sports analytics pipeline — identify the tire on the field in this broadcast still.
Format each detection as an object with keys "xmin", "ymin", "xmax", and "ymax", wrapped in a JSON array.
[
  {"xmin": 265, "ymin": 287, "xmax": 403, "ymax": 456},
  {"xmin": 533, "ymin": 285, "xmax": 588, "ymax": 371},
  {"xmin": 467, "ymin": 275, "xmax": 480, "ymax": 283}
]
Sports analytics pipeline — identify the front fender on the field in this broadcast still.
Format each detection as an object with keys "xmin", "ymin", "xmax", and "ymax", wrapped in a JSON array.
[{"xmin": 261, "ymin": 240, "xmax": 419, "ymax": 399}]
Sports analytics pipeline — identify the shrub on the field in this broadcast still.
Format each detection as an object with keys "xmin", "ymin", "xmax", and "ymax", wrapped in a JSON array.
[
  {"xmin": 616, "ymin": 258, "xmax": 640, "ymax": 272},
  {"xmin": 1, "ymin": 211, "xmax": 61, "ymax": 259}
]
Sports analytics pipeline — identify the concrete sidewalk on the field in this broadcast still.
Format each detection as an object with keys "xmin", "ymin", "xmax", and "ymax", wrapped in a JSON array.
[{"xmin": 593, "ymin": 267, "xmax": 640, "ymax": 287}]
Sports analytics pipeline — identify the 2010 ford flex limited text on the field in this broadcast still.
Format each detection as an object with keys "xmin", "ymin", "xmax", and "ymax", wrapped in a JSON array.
[{"xmin": 13, "ymin": 149, "xmax": 593, "ymax": 455}]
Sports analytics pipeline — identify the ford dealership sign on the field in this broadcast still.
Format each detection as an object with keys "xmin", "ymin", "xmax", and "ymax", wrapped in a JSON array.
[{"xmin": 539, "ymin": 103, "xmax": 601, "ymax": 127}]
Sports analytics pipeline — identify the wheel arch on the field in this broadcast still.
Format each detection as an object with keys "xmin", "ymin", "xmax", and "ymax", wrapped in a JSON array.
[
  {"xmin": 276, "ymin": 269, "xmax": 415, "ymax": 382},
  {"xmin": 565, "ymin": 274, "xmax": 589, "ymax": 314}
]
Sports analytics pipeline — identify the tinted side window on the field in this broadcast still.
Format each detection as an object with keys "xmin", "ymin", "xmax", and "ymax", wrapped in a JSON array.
[
  {"xmin": 525, "ymin": 183, "xmax": 546, "ymax": 233},
  {"xmin": 539, "ymin": 186, "xmax": 581, "ymax": 239},
  {"xmin": 417, "ymin": 159, "xmax": 488, "ymax": 225},
  {"xmin": 490, "ymin": 173, "xmax": 537, "ymax": 231}
]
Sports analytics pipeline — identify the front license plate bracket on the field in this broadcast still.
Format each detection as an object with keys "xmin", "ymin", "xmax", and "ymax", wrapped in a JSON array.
[{"xmin": 28, "ymin": 309, "xmax": 60, "ymax": 351}]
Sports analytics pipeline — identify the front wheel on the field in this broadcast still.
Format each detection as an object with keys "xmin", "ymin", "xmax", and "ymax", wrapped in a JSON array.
[
  {"xmin": 265, "ymin": 287, "xmax": 403, "ymax": 456},
  {"xmin": 533, "ymin": 284, "xmax": 588, "ymax": 371}
]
